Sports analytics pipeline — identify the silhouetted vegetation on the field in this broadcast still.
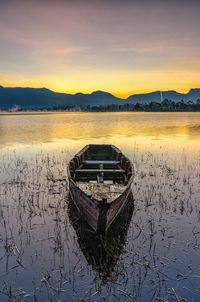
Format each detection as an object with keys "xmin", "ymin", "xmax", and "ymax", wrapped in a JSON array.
[
  {"xmin": 84, "ymin": 98, "xmax": 200, "ymax": 112},
  {"xmin": 2, "ymin": 98, "xmax": 200, "ymax": 113}
]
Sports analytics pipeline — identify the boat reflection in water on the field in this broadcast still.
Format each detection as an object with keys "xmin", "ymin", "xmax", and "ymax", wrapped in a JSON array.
[{"xmin": 68, "ymin": 191, "xmax": 134, "ymax": 281}]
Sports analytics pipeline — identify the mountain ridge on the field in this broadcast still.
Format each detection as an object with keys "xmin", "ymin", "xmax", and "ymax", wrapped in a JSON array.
[{"xmin": 0, "ymin": 86, "xmax": 200, "ymax": 110}]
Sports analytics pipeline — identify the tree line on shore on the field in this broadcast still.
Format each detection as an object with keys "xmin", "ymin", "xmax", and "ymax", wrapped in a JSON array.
[{"xmin": 3, "ymin": 98, "xmax": 200, "ymax": 112}]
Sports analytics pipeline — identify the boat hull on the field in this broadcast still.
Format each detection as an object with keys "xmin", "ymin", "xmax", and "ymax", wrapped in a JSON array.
[{"xmin": 69, "ymin": 177, "xmax": 133, "ymax": 234}]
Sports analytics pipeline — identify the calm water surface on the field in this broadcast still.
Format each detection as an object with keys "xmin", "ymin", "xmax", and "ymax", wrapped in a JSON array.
[{"xmin": 0, "ymin": 112, "xmax": 200, "ymax": 301}]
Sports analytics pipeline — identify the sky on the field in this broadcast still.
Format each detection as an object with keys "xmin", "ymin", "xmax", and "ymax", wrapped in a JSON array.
[{"xmin": 0, "ymin": 0, "xmax": 200, "ymax": 97}]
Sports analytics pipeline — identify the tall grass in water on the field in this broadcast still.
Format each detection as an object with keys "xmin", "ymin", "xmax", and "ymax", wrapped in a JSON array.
[{"xmin": 0, "ymin": 146, "xmax": 200, "ymax": 301}]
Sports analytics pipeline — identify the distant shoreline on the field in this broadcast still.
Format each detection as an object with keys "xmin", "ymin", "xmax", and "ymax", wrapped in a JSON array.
[
  {"xmin": 1, "ymin": 110, "xmax": 200, "ymax": 116},
  {"xmin": 0, "ymin": 111, "xmax": 75, "ymax": 116}
]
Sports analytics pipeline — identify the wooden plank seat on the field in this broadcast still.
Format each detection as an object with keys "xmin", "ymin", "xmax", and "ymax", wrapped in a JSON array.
[
  {"xmin": 82, "ymin": 160, "xmax": 120, "ymax": 165},
  {"xmin": 75, "ymin": 168, "xmax": 125, "ymax": 173}
]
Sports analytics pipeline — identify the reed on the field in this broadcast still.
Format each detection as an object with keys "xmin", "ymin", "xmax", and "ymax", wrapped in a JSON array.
[{"xmin": 0, "ymin": 145, "xmax": 200, "ymax": 301}]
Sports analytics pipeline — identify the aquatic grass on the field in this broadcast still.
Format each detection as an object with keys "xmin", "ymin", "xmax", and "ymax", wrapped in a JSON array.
[{"xmin": 0, "ymin": 146, "xmax": 200, "ymax": 301}]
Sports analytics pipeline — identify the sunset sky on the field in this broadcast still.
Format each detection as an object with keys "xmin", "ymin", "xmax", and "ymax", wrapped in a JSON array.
[{"xmin": 0, "ymin": 0, "xmax": 200, "ymax": 97}]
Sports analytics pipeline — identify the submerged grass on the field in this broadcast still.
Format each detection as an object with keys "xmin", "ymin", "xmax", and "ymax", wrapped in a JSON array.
[{"xmin": 0, "ymin": 146, "xmax": 200, "ymax": 301}]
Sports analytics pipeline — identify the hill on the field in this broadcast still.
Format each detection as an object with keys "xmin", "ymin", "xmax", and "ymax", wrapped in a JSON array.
[
  {"xmin": 0, "ymin": 87, "xmax": 123, "ymax": 110},
  {"xmin": 127, "ymin": 89, "xmax": 200, "ymax": 104},
  {"xmin": 0, "ymin": 86, "xmax": 200, "ymax": 110}
]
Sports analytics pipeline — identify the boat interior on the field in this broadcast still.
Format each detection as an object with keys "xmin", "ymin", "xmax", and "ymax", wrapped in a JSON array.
[
  {"xmin": 69, "ymin": 145, "xmax": 132, "ymax": 184},
  {"xmin": 69, "ymin": 145, "xmax": 133, "ymax": 202}
]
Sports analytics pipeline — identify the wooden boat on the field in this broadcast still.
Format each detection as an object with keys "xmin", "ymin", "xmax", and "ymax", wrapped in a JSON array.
[{"xmin": 68, "ymin": 144, "xmax": 134, "ymax": 234}]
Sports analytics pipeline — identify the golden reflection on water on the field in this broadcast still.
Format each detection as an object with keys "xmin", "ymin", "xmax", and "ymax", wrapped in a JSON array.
[{"xmin": 0, "ymin": 112, "xmax": 200, "ymax": 152}]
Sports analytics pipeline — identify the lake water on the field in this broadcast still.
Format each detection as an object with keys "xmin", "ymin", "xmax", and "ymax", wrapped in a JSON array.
[{"xmin": 0, "ymin": 112, "xmax": 200, "ymax": 301}]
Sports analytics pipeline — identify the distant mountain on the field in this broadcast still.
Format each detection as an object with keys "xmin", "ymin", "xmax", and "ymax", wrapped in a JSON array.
[
  {"xmin": 127, "ymin": 91, "xmax": 181, "ymax": 104},
  {"xmin": 72, "ymin": 91, "xmax": 123, "ymax": 107},
  {"xmin": 0, "ymin": 87, "xmax": 123, "ymax": 110},
  {"xmin": 87, "ymin": 91, "xmax": 123, "ymax": 106},
  {"xmin": 127, "ymin": 89, "xmax": 200, "ymax": 104},
  {"xmin": 0, "ymin": 86, "xmax": 200, "ymax": 110},
  {"xmin": 0, "ymin": 87, "xmax": 74, "ymax": 110},
  {"xmin": 187, "ymin": 88, "xmax": 200, "ymax": 101}
]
